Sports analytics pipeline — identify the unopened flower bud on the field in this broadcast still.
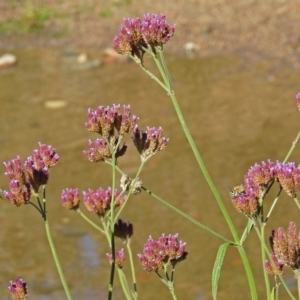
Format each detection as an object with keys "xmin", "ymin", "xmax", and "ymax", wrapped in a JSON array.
[{"xmin": 8, "ymin": 277, "xmax": 28, "ymax": 300}]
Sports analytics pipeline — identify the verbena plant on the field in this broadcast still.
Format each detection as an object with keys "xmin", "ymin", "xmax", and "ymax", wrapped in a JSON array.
[{"xmin": 3, "ymin": 13, "xmax": 300, "ymax": 300}]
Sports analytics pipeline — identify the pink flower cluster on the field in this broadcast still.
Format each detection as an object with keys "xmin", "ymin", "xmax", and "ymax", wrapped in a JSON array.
[
  {"xmin": 132, "ymin": 126, "xmax": 169, "ymax": 162},
  {"xmin": 61, "ymin": 187, "xmax": 126, "ymax": 218},
  {"xmin": 85, "ymin": 104, "xmax": 138, "ymax": 138},
  {"xmin": 138, "ymin": 233, "xmax": 188, "ymax": 272},
  {"xmin": 114, "ymin": 13, "xmax": 175, "ymax": 61},
  {"xmin": 83, "ymin": 187, "xmax": 126, "ymax": 217},
  {"xmin": 265, "ymin": 222, "xmax": 300, "ymax": 275},
  {"xmin": 83, "ymin": 105, "xmax": 138, "ymax": 162},
  {"xmin": 83, "ymin": 104, "xmax": 169, "ymax": 163},
  {"xmin": 231, "ymin": 160, "xmax": 300, "ymax": 217},
  {"xmin": 2, "ymin": 143, "xmax": 58, "ymax": 206},
  {"xmin": 61, "ymin": 188, "xmax": 80, "ymax": 210},
  {"xmin": 106, "ymin": 248, "xmax": 125, "ymax": 269}
]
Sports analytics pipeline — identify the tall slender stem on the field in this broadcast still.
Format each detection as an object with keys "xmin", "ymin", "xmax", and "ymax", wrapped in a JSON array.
[
  {"xmin": 142, "ymin": 186, "xmax": 234, "ymax": 244},
  {"xmin": 75, "ymin": 208, "xmax": 104, "ymax": 233},
  {"xmin": 108, "ymin": 233, "xmax": 116, "ymax": 300},
  {"xmin": 44, "ymin": 218, "xmax": 72, "ymax": 300},
  {"xmin": 260, "ymin": 223, "xmax": 270, "ymax": 297},
  {"xmin": 127, "ymin": 242, "xmax": 138, "ymax": 298},
  {"xmin": 107, "ymin": 139, "xmax": 121, "ymax": 300},
  {"xmin": 117, "ymin": 269, "xmax": 133, "ymax": 300},
  {"xmin": 137, "ymin": 50, "xmax": 257, "ymax": 299},
  {"xmin": 253, "ymin": 226, "xmax": 296, "ymax": 300},
  {"xmin": 114, "ymin": 161, "xmax": 145, "ymax": 223},
  {"xmin": 283, "ymin": 131, "xmax": 300, "ymax": 163}
]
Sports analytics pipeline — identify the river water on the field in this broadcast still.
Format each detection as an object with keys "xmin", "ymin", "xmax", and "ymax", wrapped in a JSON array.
[{"xmin": 0, "ymin": 49, "xmax": 300, "ymax": 299}]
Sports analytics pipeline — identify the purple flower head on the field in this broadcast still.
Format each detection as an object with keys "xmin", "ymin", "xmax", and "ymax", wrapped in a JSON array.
[
  {"xmin": 231, "ymin": 191, "xmax": 259, "ymax": 218},
  {"xmin": 106, "ymin": 248, "xmax": 125, "ymax": 269},
  {"xmin": 83, "ymin": 138, "xmax": 127, "ymax": 163},
  {"xmin": 245, "ymin": 160, "xmax": 276, "ymax": 188},
  {"xmin": 85, "ymin": 105, "xmax": 116, "ymax": 137},
  {"xmin": 269, "ymin": 222, "xmax": 300, "ymax": 271},
  {"xmin": 8, "ymin": 277, "xmax": 28, "ymax": 300},
  {"xmin": 265, "ymin": 253, "xmax": 285, "ymax": 276},
  {"xmin": 24, "ymin": 157, "xmax": 49, "ymax": 192},
  {"xmin": 82, "ymin": 187, "xmax": 126, "ymax": 217},
  {"xmin": 275, "ymin": 161, "xmax": 300, "ymax": 198},
  {"xmin": 83, "ymin": 138, "xmax": 111, "ymax": 162},
  {"xmin": 244, "ymin": 160, "xmax": 300, "ymax": 198},
  {"xmin": 231, "ymin": 160, "xmax": 300, "ymax": 218},
  {"xmin": 114, "ymin": 219, "xmax": 133, "ymax": 243},
  {"xmin": 33, "ymin": 143, "xmax": 59, "ymax": 169},
  {"xmin": 61, "ymin": 188, "xmax": 80, "ymax": 210},
  {"xmin": 132, "ymin": 126, "xmax": 169, "ymax": 162},
  {"xmin": 141, "ymin": 13, "xmax": 175, "ymax": 50},
  {"xmin": 114, "ymin": 13, "xmax": 175, "ymax": 62},
  {"xmin": 85, "ymin": 105, "xmax": 138, "ymax": 138},
  {"xmin": 115, "ymin": 105, "xmax": 139, "ymax": 136},
  {"xmin": 138, "ymin": 233, "xmax": 188, "ymax": 272},
  {"xmin": 113, "ymin": 17, "xmax": 145, "ymax": 62},
  {"xmin": 2, "ymin": 180, "xmax": 31, "ymax": 207},
  {"xmin": 2, "ymin": 144, "xmax": 57, "ymax": 207},
  {"xmin": 2, "ymin": 157, "xmax": 31, "ymax": 206},
  {"xmin": 296, "ymin": 93, "xmax": 300, "ymax": 111},
  {"xmin": 3, "ymin": 156, "xmax": 26, "ymax": 184}
]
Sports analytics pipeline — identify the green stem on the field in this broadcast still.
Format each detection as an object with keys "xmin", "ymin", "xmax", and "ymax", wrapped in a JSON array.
[
  {"xmin": 260, "ymin": 223, "xmax": 270, "ymax": 297},
  {"xmin": 142, "ymin": 186, "xmax": 234, "ymax": 244},
  {"xmin": 158, "ymin": 49, "xmax": 173, "ymax": 90},
  {"xmin": 146, "ymin": 48, "xmax": 171, "ymax": 90},
  {"xmin": 149, "ymin": 50, "xmax": 241, "ymax": 243},
  {"xmin": 258, "ymin": 201, "xmax": 271, "ymax": 297},
  {"xmin": 139, "ymin": 64, "xmax": 169, "ymax": 93},
  {"xmin": 113, "ymin": 161, "xmax": 145, "ymax": 223},
  {"xmin": 75, "ymin": 208, "xmax": 105, "ymax": 233},
  {"xmin": 171, "ymin": 85, "xmax": 239, "ymax": 241},
  {"xmin": 293, "ymin": 198, "xmax": 300, "ymax": 210},
  {"xmin": 100, "ymin": 218, "xmax": 113, "ymax": 246},
  {"xmin": 106, "ymin": 161, "xmax": 233, "ymax": 245},
  {"xmin": 265, "ymin": 193, "xmax": 281, "ymax": 224},
  {"xmin": 109, "ymin": 143, "xmax": 117, "ymax": 232},
  {"xmin": 126, "ymin": 242, "xmax": 138, "ymax": 298},
  {"xmin": 283, "ymin": 131, "xmax": 300, "ymax": 163},
  {"xmin": 108, "ymin": 233, "xmax": 116, "ymax": 300},
  {"xmin": 117, "ymin": 269, "xmax": 133, "ymax": 300},
  {"xmin": 136, "ymin": 50, "xmax": 257, "ymax": 300},
  {"xmin": 237, "ymin": 246, "xmax": 258, "ymax": 300},
  {"xmin": 239, "ymin": 219, "xmax": 254, "ymax": 245},
  {"xmin": 44, "ymin": 218, "xmax": 72, "ymax": 300},
  {"xmin": 169, "ymin": 288, "xmax": 178, "ymax": 300},
  {"xmin": 253, "ymin": 226, "xmax": 296, "ymax": 300},
  {"xmin": 107, "ymin": 140, "xmax": 119, "ymax": 300},
  {"xmin": 107, "ymin": 159, "xmax": 233, "ymax": 243}
]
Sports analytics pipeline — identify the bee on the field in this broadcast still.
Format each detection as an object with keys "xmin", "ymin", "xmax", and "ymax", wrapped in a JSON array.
[{"xmin": 229, "ymin": 184, "xmax": 245, "ymax": 199}]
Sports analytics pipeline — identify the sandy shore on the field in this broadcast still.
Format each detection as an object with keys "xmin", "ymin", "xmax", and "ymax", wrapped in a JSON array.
[{"xmin": 0, "ymin": 0, "xmax": 300, "ymax": 68}]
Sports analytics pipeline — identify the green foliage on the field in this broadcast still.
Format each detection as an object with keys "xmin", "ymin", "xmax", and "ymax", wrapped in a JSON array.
[
  {"xmin": 212, "ymin": 243, "xmax": 230, "ymax": 300},
  {"xmin": 99, "ymin": 10, "xmax": 114, "ymax": 18},
  {"xmin": 0, "ymin": 5, "xmax": 73, "ymax": 37}
]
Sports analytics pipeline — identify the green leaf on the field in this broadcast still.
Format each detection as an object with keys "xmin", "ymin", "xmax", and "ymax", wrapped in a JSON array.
[
  {"xmin": 212, "ymin": 243, "xmax": 230, "ymax": 300},
  {"xmin": 269, "ymin": 287, "xmax": 275, "ymax": 300}
]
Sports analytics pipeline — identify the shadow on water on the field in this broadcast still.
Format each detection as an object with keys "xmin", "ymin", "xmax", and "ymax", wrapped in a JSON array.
[{"xmin": 0, "ymin": 49, "xmax": 300, "ymax": 299}]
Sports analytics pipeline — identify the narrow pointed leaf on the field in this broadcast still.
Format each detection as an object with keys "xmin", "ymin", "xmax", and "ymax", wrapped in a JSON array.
[
  {"xmin": 212, "ymin": 243, "xmax": 230, "ymax": 300},
  {"xmin": 269, "ymin": 287, "xmax": 275, "ymax": 300}
]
